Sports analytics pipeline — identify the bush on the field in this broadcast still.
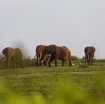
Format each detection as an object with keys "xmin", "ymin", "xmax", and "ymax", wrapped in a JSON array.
[
  {"xmin": 71, "ymin": 56, "xmax": 79, "ymax": 61},
  {"xmin": 0, "ymin": 56, "xmax": 37, "ymax": 69},
  {"xmin": 23, "ymin": 58, "xmax": 36, "ymax": 67},
  {"xmin": 0, "ymin": 56, "xmax": 5, "ymax": 69}
]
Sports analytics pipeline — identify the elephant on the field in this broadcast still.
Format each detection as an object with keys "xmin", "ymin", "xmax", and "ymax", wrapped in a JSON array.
[
  {"xmin": 2, "ymin": 47, "xmax": 23, "ymax": 69},
  {"xmin": 84, "ymin": 46, "xmax": 96, "ymax": 64},
  {"xmin": 35, "ymin": 45, "xmax": 49, "ymax": 65},
  {"xmin": 41, "ymin": 45, "xmax": 72, "ymax": 67}
]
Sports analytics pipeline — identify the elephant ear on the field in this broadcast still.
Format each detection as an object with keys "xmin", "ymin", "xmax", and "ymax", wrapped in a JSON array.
[
  {"xmin": 36, "ymin": 46, "xmax": 39, "ymax": 53},
  {"xmin": 2, "ymin": 47, "xmax": 9, "ymax": 57},
  {"xmin": 36, "ymin": 45, "xmax": 42, "ymax": 53},
  {"xmin": 43, "ymin": 48, "xmax": 48, "ymax": 54}
]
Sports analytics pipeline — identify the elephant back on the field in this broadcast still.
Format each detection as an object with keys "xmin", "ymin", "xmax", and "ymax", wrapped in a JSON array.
[
  {"xmin": 90, "ymin": 46, "xmax": 96, "ymax": 53},
  {"xmin": 58, "ymin": 46, "xmax": 70, "ymax": 53},
  {"xmin": 45, "ymin": 45, "xmax": 57, "ymax": 54},
  {"xmin": 84, "ymin": 46, "xmax": 95, "ymax": 54},
  {"xmin": 57, "ymin": 46, "xmax": 71, "ymax": 60},
  {"xmin": 36, "ymin": 45, "xmax": 46, "ymax": 53},
  {"xmin": 14, "ymin": 48, "xmax": 23, "ymax": 59}
]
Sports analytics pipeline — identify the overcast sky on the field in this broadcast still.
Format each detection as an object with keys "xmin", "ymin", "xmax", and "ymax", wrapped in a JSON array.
[{"xmin": 0, "ymin": 0, "xmax": 105, "ymax": 59}]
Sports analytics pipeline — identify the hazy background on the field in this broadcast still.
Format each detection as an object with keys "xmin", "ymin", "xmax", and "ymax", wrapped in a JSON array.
[{"xmin": 0, "ymin": 0, "xmax": 105, "ymax": 59}]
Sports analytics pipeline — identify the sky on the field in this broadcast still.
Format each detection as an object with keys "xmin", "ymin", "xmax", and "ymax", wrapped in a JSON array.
[{"xmin": 0, "ymin": 0, "xmax": 105, "ymax": 59}]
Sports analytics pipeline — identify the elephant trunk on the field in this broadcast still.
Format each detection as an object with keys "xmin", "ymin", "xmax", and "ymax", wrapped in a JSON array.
[{"xmin": 41, "ymin": 55, "xmax": 48, "ymax": 64}]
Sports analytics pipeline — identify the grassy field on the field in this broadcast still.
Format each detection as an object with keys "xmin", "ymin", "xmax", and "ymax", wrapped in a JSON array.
[{"xmin": 0, "ymin": 60, "xmax": 105, "ymax": 104}]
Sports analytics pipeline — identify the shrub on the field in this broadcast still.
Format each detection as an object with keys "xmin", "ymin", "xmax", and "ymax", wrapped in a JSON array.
[
  {"xmin": 0, "ymin": 56, "xmax": 5, "ymax": 69},
  {"xmin": 23, "ymin": 58, "xmax": 36, "ymax": 67},
  {"xmin": 71, "ymin": 56, "xmax": 79, "ymax": 61}
]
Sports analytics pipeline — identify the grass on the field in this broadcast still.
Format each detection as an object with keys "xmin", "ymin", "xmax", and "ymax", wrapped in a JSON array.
[
  {"xmin": 0, "ymin": 60, "xmax": 105, "ymax": 104},
  {"xmin": 0, "ymin": 63, "xmax": 105, "ymax": 94}
]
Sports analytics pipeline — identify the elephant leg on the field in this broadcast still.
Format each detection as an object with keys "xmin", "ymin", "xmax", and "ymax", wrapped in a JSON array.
[
  {"xmin": 87, "ymin": 54, "xmax": 90, "ymax": 63},
  {"xmin": 88, "ymin": 54, "xmax": 93, "ymax": 64},
  {"xmin": 90, "ymin": 54, "xmax": 94, "ymax": 63},
  {"xmin": 39, "ymin": 59, "xmax": 42, "ymax": 66},
  {"xmin": 89, "ymin": 55, "xmax": 92, "ymax": 63},
  {"xmin": 11, "ymin": 58, "xmax": 15, "ymax": 69},
  {"xmin": 69, "ymin": 59, "xmax": 72, "ymax": 66},
  {"xmin": 41, "ymin": 55, "xmax": 48, "ymax": 66},
  {"xmin": 91, "ymin": 57, "xmax": 93, "ymax": 63},
  {"xmin": 48, "ymin": 56, "xmax": 54, "ymax": 67},
  {"xmin": 43, "ymin": 55, "xmax": 49, "ymax": 66},
  {"xmin": 36, "ymin": 56, "xmax": 39, "ymax": 65},
  {"xmin": 62, "ymin": 60, "xmax": 65, "ymax": 66},
  {"xmin": 11, "ymin": 60, "xmax": 14, "ymax": 69},
  {"xmin": 91, "ymin": 53, "xmax": 94, "ymax": 63},
  {"xmin": 55, "ymin": 60, "xmax": 57, "ymax": 66},
  {"xmin": 41, "ymin": 60, "xmax": 46, "ymax": 65},
  {"xmin": 43, "ymin": 61, "xmax": 47, "ymax": 65},
  {"xmin": 54, "ymin": 57, "xmax": 57, "ymax": 66},
  {"xmin": 52, "ymin": 52, "xmax": 57, "ymax": 66},
  {"xmin": 39, "ymin": 53, "xmax": 42, "ymax": 66}
]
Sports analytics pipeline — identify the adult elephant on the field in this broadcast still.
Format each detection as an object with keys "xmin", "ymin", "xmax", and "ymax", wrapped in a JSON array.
[
  {"xmin": 35, "ymin": 45, "xmax": 49, "ymax": 65},
  {"xmin": 41, "ymin": 45, "xmax": 72, "ymax": 67},
  {"xmin": 2, "ymin": 47, "xmax": 23, "ymax": 69},
  {"xmin": 84, "ymin": 46, "xmax": 96, "ymax": 64}
]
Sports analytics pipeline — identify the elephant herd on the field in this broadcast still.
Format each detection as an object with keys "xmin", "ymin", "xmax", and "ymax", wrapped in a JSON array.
[
  {"xmin": 36, "ymin": 45, "xmax": 72, "ymax": 67},
  {"xmin": 35, "ymin": 45, "xmax": 96, "ymax": 67},
  {"xmin": 2, "ymin": 45, "xmax": 96, "ymax": 69}
]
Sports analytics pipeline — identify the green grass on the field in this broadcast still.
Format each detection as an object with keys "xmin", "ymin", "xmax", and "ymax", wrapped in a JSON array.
[
  {"xmin": 0, "ymin": 61, "xmax": 105, "ymax": 104},
  {"xmin": 0, "ymin": 64, "xmax": 105, "ymax": 95}
]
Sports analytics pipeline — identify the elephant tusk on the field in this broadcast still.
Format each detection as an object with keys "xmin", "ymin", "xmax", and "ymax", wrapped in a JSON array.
[{"xmin": 39, "ymin": 53, "xmax": 42, "ymax": 59}]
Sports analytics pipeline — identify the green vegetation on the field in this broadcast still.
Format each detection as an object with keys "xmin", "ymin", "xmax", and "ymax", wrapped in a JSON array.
[{"xmin": 0, "ymin": 57, "xmax": 105, "ymax": 104}]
